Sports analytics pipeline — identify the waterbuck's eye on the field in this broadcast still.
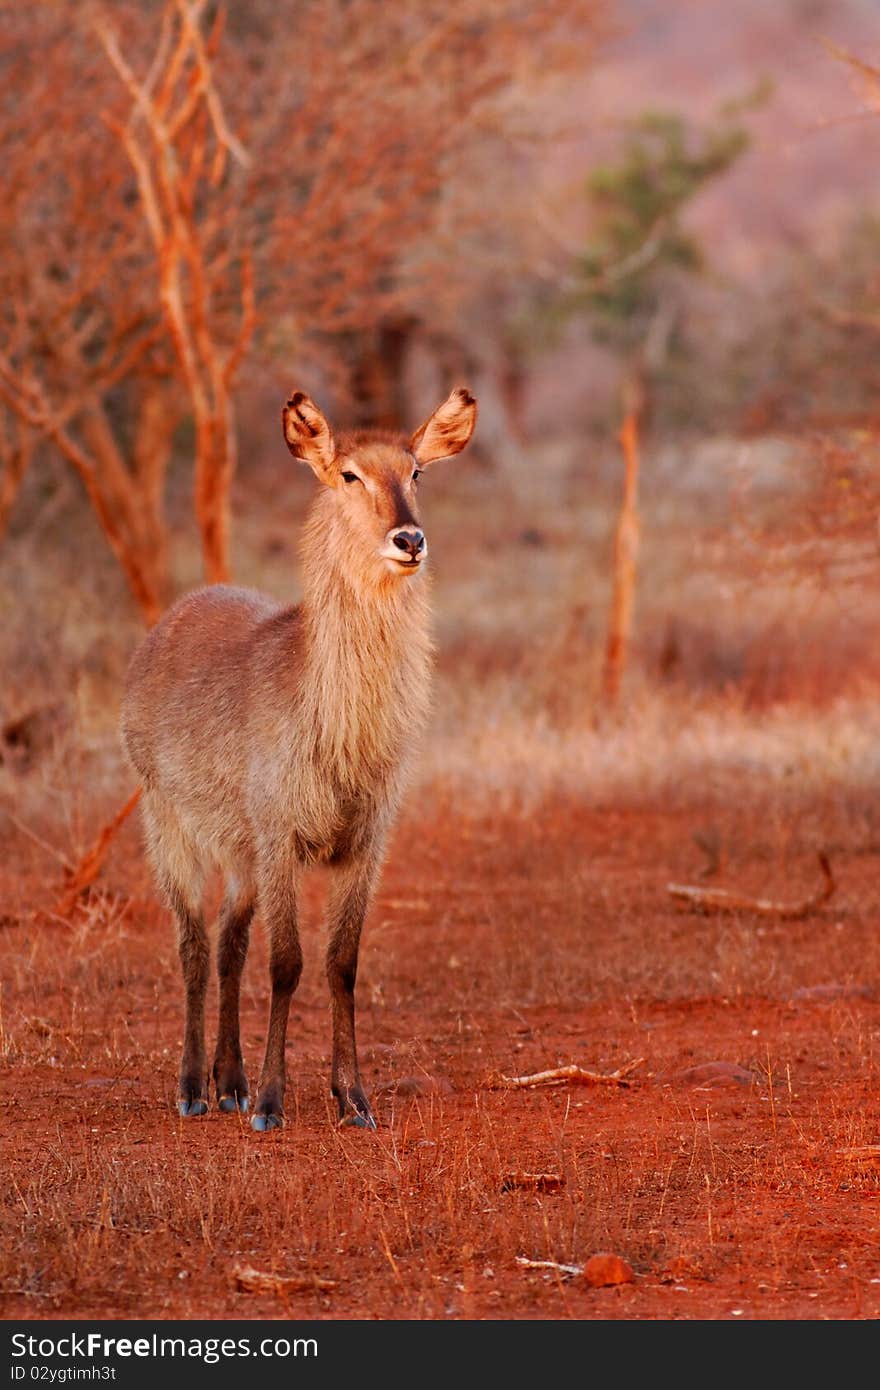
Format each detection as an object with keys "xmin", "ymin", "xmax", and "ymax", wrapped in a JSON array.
[
  {"xmin": 412, "ymin": 469, "xmax": 422, "ymax": 482},
  {"xmin": 341, "ymin": 471, "xmax": 360, "ymax": 484}
]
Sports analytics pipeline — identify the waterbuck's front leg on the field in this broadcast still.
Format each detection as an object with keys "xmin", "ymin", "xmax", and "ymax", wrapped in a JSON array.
[
  {"xmin": 326, "ymin": 848, "xmax": 382, "ymax": 1130},
  {"xmin": 213, "ymin": 888, "xmax": 255, "ymax": 1114},
  {"xmin": 252, "ymin": 856, "xmax": 303, "ymax": 1131}
]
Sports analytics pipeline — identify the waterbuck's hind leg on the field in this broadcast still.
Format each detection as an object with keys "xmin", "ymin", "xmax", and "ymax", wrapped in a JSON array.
[
  {"xmin": 326, "ymin": 849, "xmax": 382, "ymax": 1131},
  {"xmin": 251, "ymin": 853, "xmax": 303, "ymax": 1132},
  {"xmin": 213, "ymin": 888, "xmax": 255, "ymax": 1113},
  {"xmin": 144, "ymin": 797, "xmax": 209, "ymax": 1117},
  {"xmin": 169, "ymin": 883, "xmax": 210, "ymax": 1117}
]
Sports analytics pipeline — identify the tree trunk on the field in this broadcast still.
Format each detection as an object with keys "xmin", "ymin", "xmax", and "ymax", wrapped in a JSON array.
[
  {"xmin": 132, "ymin": 384, "xmax": 176, "ymax": 608},
  {"xmin": 347, "ymin": 316, "xmax": 417, "ymax": 430},
  {"xmin": 499, "ymin": 347, "xmax": 528, "ymax": 444},
  {"xmin": 194, "ymin": 400, "xmax": 235, "ymax": 585},
  {"xmin": 0, "ymin": 414, "xmax": 34, "ymax": 541},
  {"xmin": 78, "ymin": 405, "xmax": 167, "ymax": 623},
  {"xmin": 602, "ymin": 402, "xmax": 641, "ymax": 707}
]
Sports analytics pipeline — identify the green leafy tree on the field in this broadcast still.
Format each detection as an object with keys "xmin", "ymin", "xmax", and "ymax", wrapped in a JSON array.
[
  {"xmin": 567, "ymin": 98, "xmax": 760, "ymax": 414},
  {"xmin": 563, "ymin": 98, "xmax": 759, "ymax": 707}
]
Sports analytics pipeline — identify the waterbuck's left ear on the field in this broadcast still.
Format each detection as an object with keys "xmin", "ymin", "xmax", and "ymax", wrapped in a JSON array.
[
  {"xmin": 282, "ymin": 391, "xmax": 336, "ymax": 482},
  {"xmin": 409, "ymin": 387, "xmax": 477, "ymax": 466}
]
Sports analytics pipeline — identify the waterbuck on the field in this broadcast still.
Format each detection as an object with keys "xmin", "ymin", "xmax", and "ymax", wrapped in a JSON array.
[{"xmin": 121, "ymin": 387, "xmax": 477, "ymax": 1130}]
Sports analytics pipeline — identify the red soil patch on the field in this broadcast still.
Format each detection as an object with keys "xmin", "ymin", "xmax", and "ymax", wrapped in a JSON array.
[{"xmin": 1, "ymin": 802, "xmax": 879, "ymax": 1320}]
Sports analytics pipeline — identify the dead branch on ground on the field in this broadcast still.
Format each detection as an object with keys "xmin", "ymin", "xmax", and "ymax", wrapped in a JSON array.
[
  {"xmin": 837, "ymin": 1146, "xmax": 880, "ymax": 1161},
  {"xmin": 516, "ymin": 1256, "xmax": 584, "ymax": 1278},
  {"xmin": 667, "ymin": 850, "xmax": 835, "ymax": 919},
  {"xmin": 233, "ymin": 1264, "xmax": 336, "ymax": 1295},
  {"xmin": 490, "ymin": 1058, "xmax": 644, "ymax": 1090}
]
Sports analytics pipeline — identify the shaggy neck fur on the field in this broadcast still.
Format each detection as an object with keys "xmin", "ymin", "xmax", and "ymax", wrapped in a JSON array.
[{"xmin": 295, "ymin": 489, "xmax": 433, "ymax": 790}]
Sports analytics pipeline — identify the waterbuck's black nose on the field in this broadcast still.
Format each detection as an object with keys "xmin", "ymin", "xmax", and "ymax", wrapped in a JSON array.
[{"xmin": 392, "ymin": 530, "xmax": 425, "ymax": 559}]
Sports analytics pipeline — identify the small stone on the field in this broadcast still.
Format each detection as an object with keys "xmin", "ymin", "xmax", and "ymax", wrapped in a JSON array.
[{"xmin": 582, "ymin": 1253, "xmax": 634, "ymax": 1288}]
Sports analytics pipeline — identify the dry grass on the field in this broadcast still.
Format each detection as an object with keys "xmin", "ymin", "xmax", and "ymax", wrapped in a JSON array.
[
  {"xmin": 2, "ymin": 428, "xmax": 880, "ymax": 1319},
  {"xmin": 2, "ymin": 798, "xmax": 880, "ymax": 1319}
]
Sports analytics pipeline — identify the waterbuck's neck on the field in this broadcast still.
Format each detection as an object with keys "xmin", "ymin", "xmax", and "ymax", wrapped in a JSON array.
[{"xmin": 295, "ymin": 496, "xmax": 433, "ymax": 784}]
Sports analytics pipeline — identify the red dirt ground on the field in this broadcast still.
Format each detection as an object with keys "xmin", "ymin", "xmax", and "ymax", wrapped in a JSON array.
[{"xmin": 2, "ymin": 802, "xmax": 880, "ymax": 1321}]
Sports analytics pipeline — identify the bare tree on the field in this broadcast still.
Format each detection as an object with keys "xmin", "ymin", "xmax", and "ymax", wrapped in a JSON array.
[
  {"xmin": 0, "ymin": 6, "xmax": 179, "ymax": 621},
  {"xmin": 0, "ymin": 0, "xmax": 606, "ymax": 616},
  {"xmin": 95, "ymin": 0, "xmax": 254, "ymax": 585}
]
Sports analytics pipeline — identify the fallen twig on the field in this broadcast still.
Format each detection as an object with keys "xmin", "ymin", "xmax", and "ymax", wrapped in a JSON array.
[
  {"xmin": 233, "ymin": 1264, "xmax": 336, "ymax": 1295},
  {"xmin": 517, "ymin": 1256, "xmax": 583, "ymax": 1279},
  {"xmin": 667, "ymin": 850, "xmax": 834, "ymax": 920},
  {"xmin": 492, "ymin": 1058, "xmax": 644, "ymax": 1090},
  {"xmin": 837, "ymin": 1146, "xmax": 880, "ymax": 1162},
  {"xmin": 54, "ymin": 787, "xmax": 141, "ymax": 919}
]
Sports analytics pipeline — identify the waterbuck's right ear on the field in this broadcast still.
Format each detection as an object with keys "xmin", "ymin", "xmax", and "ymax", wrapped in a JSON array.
[{"xmin": 282, "ymin": 392, "xmax": 336, "ymax": 481}]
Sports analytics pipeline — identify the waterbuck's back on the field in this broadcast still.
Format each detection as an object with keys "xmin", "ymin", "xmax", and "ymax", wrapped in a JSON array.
[{"xmin": 122, "ymin": 586, "xmax": 301, "ymax": 833}]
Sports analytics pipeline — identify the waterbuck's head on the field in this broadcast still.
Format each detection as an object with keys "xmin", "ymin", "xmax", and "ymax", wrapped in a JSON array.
[{"xmin": 282, "ymin": 388, "xmax": 477, "ymax": 585}]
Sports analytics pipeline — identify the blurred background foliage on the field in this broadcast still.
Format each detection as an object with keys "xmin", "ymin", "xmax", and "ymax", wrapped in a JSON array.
[{"xmin": 1, "ymin": 0, "xmax": 880, "ymax": 802}]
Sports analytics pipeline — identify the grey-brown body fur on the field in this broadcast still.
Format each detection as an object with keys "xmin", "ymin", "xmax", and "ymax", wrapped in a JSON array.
[
  {"xmin": 121, "ymin": 387, "xmax": 475, "ymax": 1130},
  {"xmin": 124, "ymin": 576, "xmax": 423, "ymax": 880}
]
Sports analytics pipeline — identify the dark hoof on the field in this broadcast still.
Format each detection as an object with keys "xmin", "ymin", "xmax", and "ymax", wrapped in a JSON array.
[
  {"xmin": 218, "ymin": 1094, "xmax": 249, "ymax": 1114},
  {"xmin": 340, "ymin": 1111, "xmax": 377, "ymax": 1131},
  {"xmin": 251, "ymin": 1112, "xmax": 283, "ymax": 1132},
  {"xmin": 179, "ymin": 1098, "xmax": 208, "ymax": 1117},
  {"xmin": 336, "ymin": 1087, "xmax": 377, "ymax": 1130}
]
